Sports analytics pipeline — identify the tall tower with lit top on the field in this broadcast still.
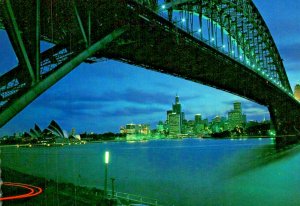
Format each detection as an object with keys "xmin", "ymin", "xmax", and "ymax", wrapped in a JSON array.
[
  {"xmin": 167, "ymin": 95, "xmax": 184, "ymax": 136},
  {"xmin": 172, "ymin": 94, "xmax": 182, "ymax": 114}
]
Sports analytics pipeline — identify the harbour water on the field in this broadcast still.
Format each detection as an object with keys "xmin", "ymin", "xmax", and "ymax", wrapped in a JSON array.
[{"xmin": 2, "ymin": 138, "xmax": 300, "ymax": 205}]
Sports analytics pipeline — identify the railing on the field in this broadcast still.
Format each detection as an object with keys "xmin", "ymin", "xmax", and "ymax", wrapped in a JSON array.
[
  {"xmin": 155, "ymin": 9, "xmax": 295, "ymax": 97},
  {"xmin": 129, "ymin": 0, "xmax": 295, "ymax": 98},
  {"xmin": 107, "ymin": 189, "xmax": 161, "ymax": 206}
]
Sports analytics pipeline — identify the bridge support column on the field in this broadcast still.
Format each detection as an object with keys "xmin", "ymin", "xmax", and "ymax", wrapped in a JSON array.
[
  {"xmin": 0, "ymin": 27, "xmax": 128, "ymax": 128},
  {"xmin": 268, "ymin": 104, "xmax": 300, "ymax": 147}
]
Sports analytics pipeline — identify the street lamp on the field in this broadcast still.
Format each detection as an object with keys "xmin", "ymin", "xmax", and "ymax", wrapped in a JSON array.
[
  {"xmin": 105, "ymin": 151, "xmax": 109, "ymax": 164},
  {"xmin": 111, "ymin": 178, "xmax": 116, "ymax": 198},
  {"xmin": 104, "ymin": 151, "xmax": 109, "ymax": 197}
]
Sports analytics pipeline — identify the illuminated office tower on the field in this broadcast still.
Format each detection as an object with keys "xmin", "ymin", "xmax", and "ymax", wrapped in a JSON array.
[
  {"xmin": 228, "ymin": 102, "xmax": 246, "ymax": 130},
  {"xmin": 195, "ymin": 114, "xmax": 202, "ymax": 124},
  {"xmin": 168, "ymin": 113, "xmax": 181, "ymax": 136},
  {"xmin": 167, "ymin": 95, "xmax": 184, "ymax": 135}
]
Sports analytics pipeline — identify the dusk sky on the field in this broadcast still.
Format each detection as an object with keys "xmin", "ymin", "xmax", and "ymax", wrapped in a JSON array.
[{"xmin": 0, "ymin": 1, "xmax": 300, "ymax": 135}]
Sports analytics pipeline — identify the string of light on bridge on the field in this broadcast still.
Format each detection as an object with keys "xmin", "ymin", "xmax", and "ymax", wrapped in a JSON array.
[{"xmin": 158, "ymin": 2, "xmax": 295, "ymax": 98}]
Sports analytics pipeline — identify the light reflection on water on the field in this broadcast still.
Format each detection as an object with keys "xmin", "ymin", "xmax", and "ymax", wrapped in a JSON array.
[{"xmin": 2, "ymin": 138, "xmax": 300, "ymax": 205}]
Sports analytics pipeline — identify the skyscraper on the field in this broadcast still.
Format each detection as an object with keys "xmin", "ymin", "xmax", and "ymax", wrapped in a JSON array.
[
  {"xmin": 167, "ymin": 95, "xmax": 184, "ymax": 136},
  {"xmin": 166, "ymin": 110, "xmax": 172, "ymax": 124},
  {"xmin": 195, "ymin": 114, "xmax": 202, "ymax": 124},
  {"xmin": 168, "ymin": 113, "xmax": 181, "ymax": 136},
  {"xmin": 172, "ymin": 95, "xmax": 182, "ymax": 114},
  {"xmin": 294, "ymin": 84, "xmax": 300, "ymax": 101},
  {"xmin": 233, "ymin": 102, "xmax": 241, "ymax": 112},
  {"xmin": 228, "ymin": 102, "xmax": 246, "ymax": 130},
  {"xmin": 194, "ymin": 114, "xmax": 205, "ymax": 134}
]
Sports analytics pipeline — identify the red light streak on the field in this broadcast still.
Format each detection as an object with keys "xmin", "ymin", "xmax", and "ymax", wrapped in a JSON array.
[{"xmin": 0, "ymin": 182, "xmax": 43, "ymax": 201}]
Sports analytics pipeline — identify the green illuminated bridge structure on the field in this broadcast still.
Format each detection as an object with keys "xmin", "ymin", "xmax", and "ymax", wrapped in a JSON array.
[{"xmin": 0, "ymin": 0, "xmax": 299, "ymax": 146}]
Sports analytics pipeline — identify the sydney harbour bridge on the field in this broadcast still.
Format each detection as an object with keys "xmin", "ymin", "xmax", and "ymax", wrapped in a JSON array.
[{"xmin": 0, "ymin": 0, "xmax": 299, "ymax": 146}]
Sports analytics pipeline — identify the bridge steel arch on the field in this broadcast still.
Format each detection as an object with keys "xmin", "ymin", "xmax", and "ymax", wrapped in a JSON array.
[
  {"xmin": 156, "ymin": 0, "xmax": 291, "ymax": 92},
  {"xmin": 0, "ymin": 0, "xmax": 299, "ymax": 147}
]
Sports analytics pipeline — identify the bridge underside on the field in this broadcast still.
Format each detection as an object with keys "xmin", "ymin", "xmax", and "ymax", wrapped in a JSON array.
[
  {"xmin": 101, "ymin": 1, "xmax": 300, "ymax": 146},
  {"xmin": 1, "ymin": 0, "xmax": 300, "ymax": 147}
]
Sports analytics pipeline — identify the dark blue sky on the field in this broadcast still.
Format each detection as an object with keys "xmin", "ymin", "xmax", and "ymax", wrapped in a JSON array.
[{"xmin": 1, "ymin": 0, "xmax": 300, "ymax": 135}]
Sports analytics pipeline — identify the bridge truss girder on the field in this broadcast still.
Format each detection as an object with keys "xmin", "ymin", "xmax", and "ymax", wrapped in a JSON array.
[
  {"xmin": 0, "ymin": 0, "xmax": 39, "ymax": 84},
  {"xmin": 0, "ymin": 0, "xmax": 129, "ymax": 127},
  {"xmin": 156, "ymin": 0, "xmax": 291, "ymax": 93},
  {"xmin": 0, "ymin": 27, "xmax": 127, "ymax": 127}
]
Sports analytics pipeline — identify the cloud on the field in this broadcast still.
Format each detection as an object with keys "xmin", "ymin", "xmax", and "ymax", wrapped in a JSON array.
[
  {"xmin": 80, "ymin": 60, "xmax": 129, "ymax": 79},
  {"xmin": 244, "ymin": 107, "xmax": 269, "ymax": 116},
  {"xmin": 218, "ymin": 99, "xmax": 269, "ymax": 120},
  {"xmin": 279, "ymin": 43, "xmax": 300, "ymax": 65},
  {"xmin": 100, "ymin": 107, "xmax": 165, "ymax": 117},
  {"xmin": 24, "ymin": 88, "xmax": 172, "ymax": 127},
  {"xmin": 37, "ymin": 87, "xmax": 204, "ymax": 113}
]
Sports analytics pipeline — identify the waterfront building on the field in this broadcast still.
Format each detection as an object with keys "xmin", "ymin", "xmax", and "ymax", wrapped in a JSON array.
[
  {"xmin": 202, "ymin": 118, "xmax": 209, "ymax": 127},
  {"xmin": 166, "ymin": 95, "xmax": 184, "ymax": 136},
  {"xmin": 172, "ymin": 95, "xmax": 184, "ymax": 130},
  {"xmin": 211, "ymin": 123, "xmax": 221, "ymax": 133},
  {"xmin": 168, "ymin": 112, "xmax": 181, "ymax": 136},
  {"xmin": 242, "ymin": 114, "xmax": 247, "ymax": 125},
  {"xmin": 223, "ymin": 122, "xmax": 230, "ymax": 131},
  {"xmin": 28, "ymin": 124, "xmax": 42, "ymax": 138},
  {"xmin": 125, "ymin": 124, "xmax": 136, "ymax": 135},
  {"xmin": 18, "ymin": 120, "xmax": 68, "ymax": 144},
  {"xmin": 137, "ymin": 124, "xmax": 151, "ymax": 135},
  {"xmin": 156, "ymin": 121, "xmax": 165, "ymax": 134},
  {"xmin": 195, "ymin": 114, "xmax": 202, "ymax": 124},
  {"xmin": 228, "ymin": 102, "xmax": 246, "ymax": 130},
  {"xmin": 194, "ymin": 123, "xmax": 205, "ymax": 135},
  {"xmin": 120, "ymin": 126, "xmax": 126, "ymax": 134},
  {"xmin": 294, "ymin": 84, "xmax": 300, "ymax": 101},
  {"xmin": 181, "ymin": 119, "xmax": 188, "ymax": 134},
  {"xmin": 166, "ymin": 110, "xmax": 172, "ymax": 124},
  {"xmin": 193, "ymin": 114, "xmax": 207, "ymax": 135},
  {"xmin": 210, "ymin": 115, "xmax": 227, "ymax": 133},
  {"xmin": 185, "ymin": 120, "xmax": 195, "ymax": 135},
  {"xmin": 44, "ymin": 120, "xmax": 66, "ymax": 138},
  {"xmin": 212, "ymin": 116, "xmax": 221, "ymax": 123},
  {"xmin": 120, "ymin": 123, "xmax": 151, "ymax": 140}
]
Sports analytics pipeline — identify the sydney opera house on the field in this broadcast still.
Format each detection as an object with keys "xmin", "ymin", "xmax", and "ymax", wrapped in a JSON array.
[
  {"xmin": 0, "ymin": 120, "xmax": 81, "ymax": 145},
  {"xmin": 26, "ymin": 120, "xmax": 66, "ymax": 139},
  {"xmin": 23, "ymin": 120, "xmax": 80, "ymax": 143}
]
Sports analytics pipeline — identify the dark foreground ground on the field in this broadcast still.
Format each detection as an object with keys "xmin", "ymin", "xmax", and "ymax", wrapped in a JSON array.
[{"xmin": 1, "ymin": 167, "xmax": 126, "ymax": 206}]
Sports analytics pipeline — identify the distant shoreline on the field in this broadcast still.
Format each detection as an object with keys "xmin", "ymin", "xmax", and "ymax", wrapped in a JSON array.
[{"xmin": 0, "ymin": 136, "xmax": 273, "ymax": 148}]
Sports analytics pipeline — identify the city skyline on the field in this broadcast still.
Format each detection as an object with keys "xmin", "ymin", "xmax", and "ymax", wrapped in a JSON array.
[
  {"xmin": 121, "ymin": 96, "xmax": 249, "ymax": 137},
  {"xmin": 2, "ymin": 94, "xmax": 262, "ymax": 137},
  {"xmin": 1, "ymin": 0, "xmax": 300, "ymax": 135}
]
